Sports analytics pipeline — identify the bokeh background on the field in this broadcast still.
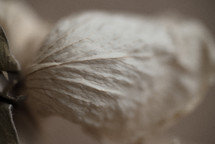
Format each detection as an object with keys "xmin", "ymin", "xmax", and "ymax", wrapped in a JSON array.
[
  {"xmin": 27, "ymin": 0, "xmax": 215, "ymax": 35},
  {"xmin": 24, "ymin": 0, "xmax": 215, "ymax": 144}
]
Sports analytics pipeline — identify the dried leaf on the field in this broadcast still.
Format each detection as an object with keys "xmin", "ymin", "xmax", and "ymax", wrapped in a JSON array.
[
  {"xmin": 0, "ymin": 102, "xmax": 19, "ymax": 144},
  {"xmin": 0, "ymin": 26, "xmax": 20, "ymax": 144},
  {"xmin": 0, "ymin": 27, "xmax": 19, "ymax": 72}
]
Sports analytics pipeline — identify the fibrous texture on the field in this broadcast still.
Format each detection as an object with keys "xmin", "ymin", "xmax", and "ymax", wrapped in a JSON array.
[{"xmin": 24, "ymin": 12, "xmax": 215, "ymax": 144}]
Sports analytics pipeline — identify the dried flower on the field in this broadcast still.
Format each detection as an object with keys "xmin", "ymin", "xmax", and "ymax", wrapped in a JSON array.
[{"xmin": 24, "ymin": 12, "xmax": 215, "ymax": 144}]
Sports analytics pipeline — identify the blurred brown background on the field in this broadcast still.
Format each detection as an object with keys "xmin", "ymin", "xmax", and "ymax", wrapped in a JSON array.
[
  {"xmin": 27, "ymin": 0, "xmax": 215, "ymax": 35},
  {"xmin": 25, "ymin": 0, "xmax": 215, "ymax": 144}
]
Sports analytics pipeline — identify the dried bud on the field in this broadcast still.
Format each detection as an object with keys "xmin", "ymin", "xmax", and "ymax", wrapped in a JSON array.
[{"xmin": 24, "ymin": 12, "xmax": 215, "ymax": 144}]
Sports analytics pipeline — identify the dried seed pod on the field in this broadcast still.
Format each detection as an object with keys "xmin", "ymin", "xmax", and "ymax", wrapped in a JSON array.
[
  {"xmin": 24, "ymin": 12, "xmax": 215, "ymax": 144},
  {"xmin": 0, "ymin": 0, "xmax": 50, "ymax": 68}
]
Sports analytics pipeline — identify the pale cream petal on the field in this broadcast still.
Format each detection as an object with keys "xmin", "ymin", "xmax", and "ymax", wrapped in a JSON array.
[{"xmin": 25, "ymin": 12, "xmax": 215, "ymax": 144}]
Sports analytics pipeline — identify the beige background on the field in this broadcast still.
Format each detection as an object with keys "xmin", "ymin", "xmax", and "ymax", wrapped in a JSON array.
[
  {"xmin": 27, "ymin": 0, "xmax": 215, "ymax": 35},
  {"xmin": 25, "ymin": 0, "xmax": 215, "ymax": 144}
]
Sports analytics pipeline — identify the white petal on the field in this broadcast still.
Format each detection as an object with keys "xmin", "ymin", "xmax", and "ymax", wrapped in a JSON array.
[{"xmin": 24, "ymin": 12, "xmax": 215, "ymax": 144}]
